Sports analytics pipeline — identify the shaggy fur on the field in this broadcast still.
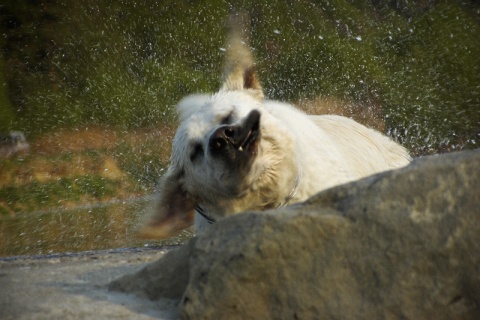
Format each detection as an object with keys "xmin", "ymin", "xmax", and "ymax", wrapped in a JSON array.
[{"xmin": 139, "ymin": 31, "xmax": 411, "ymax": 239}]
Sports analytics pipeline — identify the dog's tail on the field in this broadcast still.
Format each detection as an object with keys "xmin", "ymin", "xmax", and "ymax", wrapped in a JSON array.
[{"xmin": 221, "ymin": 13, "xmax": 263, "ymax": 98}]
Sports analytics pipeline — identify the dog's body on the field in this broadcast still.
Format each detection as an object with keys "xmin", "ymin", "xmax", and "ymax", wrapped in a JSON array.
[{"xmin": 139, "ymin": 29, "xmax": 411, "ymax": 239}]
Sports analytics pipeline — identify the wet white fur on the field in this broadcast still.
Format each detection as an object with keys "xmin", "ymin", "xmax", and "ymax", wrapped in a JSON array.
[{"xmin": 174, "ymin": 92, "xmax": 411, "ymax": 233}]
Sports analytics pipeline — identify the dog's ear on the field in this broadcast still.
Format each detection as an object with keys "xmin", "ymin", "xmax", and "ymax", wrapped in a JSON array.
[
  {"xmin": 221, "ymin": 17, "xmax": 264, "ymax": 99},
  {"xmin": 138, "ymin": 170, "xmax": 195, "ymax": 239},
  {"xmin": 222, "ymin": 62, "xmax": 263, "ymax": 99}
]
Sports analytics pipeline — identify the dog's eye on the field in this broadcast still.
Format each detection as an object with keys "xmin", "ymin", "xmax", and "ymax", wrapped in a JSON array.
[
  {"xmin": 190, "ymin": 143, "xmax": 204, "ymax": 162},
  {"xmin": 220, "ymin": 112, "xmax": 233, "ymax": 125}
]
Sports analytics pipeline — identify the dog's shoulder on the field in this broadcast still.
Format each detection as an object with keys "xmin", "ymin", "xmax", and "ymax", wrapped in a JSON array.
[
  {"xmin": 309, "ymin": 114, "xmax": 412, "ymax": 172},
  {"xmin": 308, "ymin": 114, "xmax": 393, "ymax": 144},
  {"xmin": 263, "ymin": 100, "xmax": 307, "ymax": 116},
  {"xmin": 262, "ymin": 100, "xmax": 313, "ymax": 128}
]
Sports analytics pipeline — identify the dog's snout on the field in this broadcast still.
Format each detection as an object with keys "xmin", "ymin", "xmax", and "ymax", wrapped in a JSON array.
[
  {"xmin": 209, "ymin": 109, "xmax": 261, "ymax": 156},
  {"xmin": 210, "ymin": 126, "xmax": 233, "ymax": 151},
  {"xmin": 245, "ymin": 110, "xmax": 261, "ymax": 131},
  {"xmin": 224, "ymin": 127, "xmax": 234, "ymax": 138}
]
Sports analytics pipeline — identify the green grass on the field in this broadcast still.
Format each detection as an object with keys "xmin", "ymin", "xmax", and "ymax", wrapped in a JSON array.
[
  {"xmin": 113, "ymin": 141, "xmax": 166, "ymax": 190},
  {"xmin": 3, "ymin": 1, "xmax": 478, "ymax": 153},
  {"xmin": 0, "ymin": 128, "xmax": 170, "ymax": 215},
  {"xmin": 0, "ymin": 175, "xmax": 120, "ymax": 214}
]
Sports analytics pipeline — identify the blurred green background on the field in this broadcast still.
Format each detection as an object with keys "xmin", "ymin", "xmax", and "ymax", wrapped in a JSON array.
[
  {"xmin": 0, "ymin": 0, "xmax": 479, "ymax": 256},
  {"xmin": 1, "ymin": 0, "xmax": 479, "ymax": 152}
]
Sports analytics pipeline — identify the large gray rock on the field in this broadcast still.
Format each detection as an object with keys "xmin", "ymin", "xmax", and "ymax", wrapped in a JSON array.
[{"xmin": 110, "ymin": 149, "xmax": 480, "ymax": 319}]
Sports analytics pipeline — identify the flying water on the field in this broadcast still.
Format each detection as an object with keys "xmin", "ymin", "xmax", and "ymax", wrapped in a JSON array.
[{"xmin": 0, "ymin": 1, "xmax": 478, "ymax": 256}]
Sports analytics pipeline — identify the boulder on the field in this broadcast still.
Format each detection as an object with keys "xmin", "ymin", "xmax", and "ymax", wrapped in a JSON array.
[{"xmin": 110, "ymin": 149, "xmax": 480, "ymax": 319}]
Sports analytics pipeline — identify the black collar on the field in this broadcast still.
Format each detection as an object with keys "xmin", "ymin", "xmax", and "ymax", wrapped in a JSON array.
[
  {"xmin": 195, "ymin": 205, "xmax": 216, "ymax": 224},
  {"xmin": 194, "ymin": 174, "xmax": 301, "ymax": 225}
]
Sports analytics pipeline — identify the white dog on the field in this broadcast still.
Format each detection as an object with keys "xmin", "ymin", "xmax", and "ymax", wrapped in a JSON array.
[{"xmin": 139, "ymin": 31, "xmax": 411, "ymax": 239}]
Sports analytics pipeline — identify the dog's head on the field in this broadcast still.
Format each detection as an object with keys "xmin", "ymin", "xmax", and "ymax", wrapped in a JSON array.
[{"xmin": 139, "ymin": 35, "xmax": 298, "ymax": 239}]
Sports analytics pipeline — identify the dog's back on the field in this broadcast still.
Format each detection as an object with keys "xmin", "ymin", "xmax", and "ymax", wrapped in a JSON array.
[
  {"xmin": 264, "ymin": 99, "xmax": 411, "ymax": 178},
  {"xmin": 310, "ymin": 115, "xmax": 411, "ymax": 179}
]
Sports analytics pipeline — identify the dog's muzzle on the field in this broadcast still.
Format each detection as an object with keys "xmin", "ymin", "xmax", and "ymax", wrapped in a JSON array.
[{"xmin": 209, "ymin": 110, "xmax": 261, "ymax": 159}]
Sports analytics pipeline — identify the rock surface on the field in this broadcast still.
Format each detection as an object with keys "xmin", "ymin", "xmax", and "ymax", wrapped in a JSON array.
[{"xmin": 110, "ymin": 150, "xmax": 480, "ymax": 319}]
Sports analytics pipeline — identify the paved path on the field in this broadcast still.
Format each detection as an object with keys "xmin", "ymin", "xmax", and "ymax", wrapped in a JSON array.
[{"xmin": 0, "ymin": 247, "xmax": 178, "ymax": 319}]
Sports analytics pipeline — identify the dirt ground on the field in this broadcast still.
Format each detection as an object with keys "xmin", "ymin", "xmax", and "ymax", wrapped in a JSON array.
[{"xmin": 0, "ymin": 247, "xmax": 179, "ymax": 319}]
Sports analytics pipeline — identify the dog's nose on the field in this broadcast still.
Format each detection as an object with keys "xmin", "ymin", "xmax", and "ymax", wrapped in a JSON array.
[
  {"xmin": 210, "ymin": 126, "xmax": 233, "ymax": 151},
  {"xmin": 209, "ymin": 110, "xmax": 261, "ymax": 154}
]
